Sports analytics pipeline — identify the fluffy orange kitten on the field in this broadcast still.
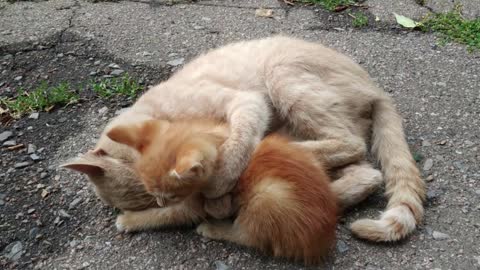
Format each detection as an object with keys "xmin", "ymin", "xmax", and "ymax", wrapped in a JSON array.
[{"xmin": 107, "ymin": 119, "xmax": 337, "ymax": 264}]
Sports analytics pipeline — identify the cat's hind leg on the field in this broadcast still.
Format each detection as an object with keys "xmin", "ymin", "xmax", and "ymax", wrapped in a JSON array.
[
  {"xmin": 266, "ymin": 68, "xmax": 368, "ymax": 169},
  {"xmin": 330, "ymin": 162, "xmax": 383, "ymax": 211}
]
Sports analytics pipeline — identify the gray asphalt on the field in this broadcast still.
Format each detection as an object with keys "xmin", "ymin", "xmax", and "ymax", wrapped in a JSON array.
[{"xmin": 1, "ymin": 0, "xmax": 479, "ymax": 269}]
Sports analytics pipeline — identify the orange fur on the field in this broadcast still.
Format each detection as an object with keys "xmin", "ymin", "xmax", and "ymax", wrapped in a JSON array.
[
  {"xmin": 108, "ymin": 119, "xmax": 337, "ymax": 264},
  {"xmin": 234, "ymin": 135, "xmax": 337, "ymax": 264}
]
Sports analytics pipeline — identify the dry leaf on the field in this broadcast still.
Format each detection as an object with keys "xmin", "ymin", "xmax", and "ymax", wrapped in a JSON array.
[
  {"xmin": 255, "ymin": 8, "xmax": 273, "ymax": 18},
  {"xmin": 393, "ymin": 13, "xmax": 420, "ymax": 28}
]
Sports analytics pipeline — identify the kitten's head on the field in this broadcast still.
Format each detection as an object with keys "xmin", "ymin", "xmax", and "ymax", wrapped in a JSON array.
[
  {"xmin": 106, "ymin": 119, "xmax": 221, "ymax": 207},
  {"xmin": 60, "ymin": 134, "xmax": 157, "ymax": 211}
]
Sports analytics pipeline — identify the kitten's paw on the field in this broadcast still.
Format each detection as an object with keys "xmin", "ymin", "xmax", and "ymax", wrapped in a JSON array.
[
  {"xmin": 115, "ymin": 214, "xmax": 133, "ymax": 233},
  {"xmin": 196, "ymin": 223, "xmax": 215, "ymax": 239}
]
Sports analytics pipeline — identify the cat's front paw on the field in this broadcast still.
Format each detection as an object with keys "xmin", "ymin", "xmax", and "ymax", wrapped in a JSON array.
[
  {"xmin": 196, "ymin": 223, "xmax": 215, "ymax": 239},
  {"xmin": 115, "ymin": 214, "xmax": 135, "ymax": 233}
]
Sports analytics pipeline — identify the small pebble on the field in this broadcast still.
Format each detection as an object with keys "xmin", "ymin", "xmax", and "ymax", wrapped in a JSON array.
[
  {"xmin": 69, "ymin": 198, "xmax": 82, "ymax": 209},
  {"xmin": 14, "ymin": 76, "xmax": 23, "ymax": 81},
  {"xmin": 432, "ymin": 231, "xmax": 450, "ymax": 240},
  {"xmin": 14, "ymin": 162, "xmax": 31, "ymax": 168},
  {"xmin": 423, "ymin": 159, "xmax": 433, "ymax": 171},
  {"xmin": 214, "ymin": 261, "xmax": 230, "ymax": 270},
  {"xmin": 2, "ymin": 140, "xmax": 16, "ymax": 146},
  {"xmin": 58, "ymin": 209, "xmax": 71, "ymax": 218},
  {"xmin": 27, "ymin": 144, "xmax": 37, "ymax": 154},
  {"xmin": 28, "ymin": 112, "xmax": 39, "ymax": 119},
  {"xmin": 4, "ymin": 241, "xmax": 23, "ymax": 261},
  {"xmin": 98, "ymin": 106, "xmax": 108, "ymax": 115},
  {"xmin": 30, "ymin": 154, "xmax": 41, "ymax": 161},
  {"xmin": 110, "ymin": 69, "xmax": 125, "ymax": 76},
  {"xmin": 69, "ymin": 240, "xmax": 79, "ymax": 248},
  {"xmin": 0, "ymin": 131, "xmax": 13, "ymax": 142},
  {"xmin": 422, "ymin": 140, "xmax": 431, "ymax": 147},
  {"xmin": 167, "ymin": 58, "xmax": 185, "ymax": 67},
  {"xmin": 29, "ymin": 227, "xmax": 39, "ymax": 239},
  {"xmin": 336, "ymin": 240, "xmax": 349, "ymax": 253}
]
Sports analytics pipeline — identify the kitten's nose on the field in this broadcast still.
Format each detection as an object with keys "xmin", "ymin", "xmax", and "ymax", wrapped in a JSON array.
[{"xmin": 156, "ymin": 197, "xmax": 166, "ymax": 207}]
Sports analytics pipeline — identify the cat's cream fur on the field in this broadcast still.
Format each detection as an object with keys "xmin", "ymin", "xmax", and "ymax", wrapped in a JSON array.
[{"xmin": 64, "ymin": 36, "xmax": 425, "ymax": 242}]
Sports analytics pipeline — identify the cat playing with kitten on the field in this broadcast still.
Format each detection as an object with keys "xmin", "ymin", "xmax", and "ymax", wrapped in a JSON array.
[{"xmin": 63, "ymin": 35, "xmax": 424, "ymax": 242}]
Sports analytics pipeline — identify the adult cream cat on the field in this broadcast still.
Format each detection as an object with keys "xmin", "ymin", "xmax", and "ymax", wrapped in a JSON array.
[{"xmin": 64, "ymin": 36, "xmax": 424, "ymax": 242}]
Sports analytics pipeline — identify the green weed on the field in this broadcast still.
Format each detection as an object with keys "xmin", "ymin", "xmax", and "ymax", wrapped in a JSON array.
[
  {"xmin": 351, "ymin": 12, "xmax": 368, "ymax": 27},
  {"xmin": 91, "ymin": 74, "xmax": 142, "ymax": 98},
  {"xmin": 421, "ymin": 5, "xmax": 480, "ymax": 51},
  {"xmin": 300, "ymin": 0, "xmax": 355, "ymax": 11},
  {"xmin": 0, "ymin": 82, "xmax": 78, "ymax": 117}
]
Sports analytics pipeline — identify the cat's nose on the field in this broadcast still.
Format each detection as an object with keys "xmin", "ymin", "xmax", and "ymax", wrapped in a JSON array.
[{"xmin": 156, "ymin": 197, "xmax": 166, "ymax": 207}]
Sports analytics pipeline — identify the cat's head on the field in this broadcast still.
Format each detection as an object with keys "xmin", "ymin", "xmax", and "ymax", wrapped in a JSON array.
[
  {"xmin": 106, "ymin": 119, "xmax": 220, "ymax": 207},
  {"xmin": 60, "ymin": 133, "xmax": 157, "ymax": 211}
]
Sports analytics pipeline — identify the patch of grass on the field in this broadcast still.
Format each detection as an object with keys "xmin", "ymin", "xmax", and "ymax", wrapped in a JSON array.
[
  {"xmin": 300, "ymin": 0, "xmax": 355, "ymax": 11},
  {"xmin": 0, "ymin": 82, "xmax": 78, "ymax": 117},
  {"xmin": 351, "ymin": 12, "xmax": 368, "ymax": 27},
  {"xmin": 91, "ymin": 74, "xmax": 142, "ymax": 98},
  {"xmin": 421, "ymin": 5, "xmax": 480, "ymax": 51}
]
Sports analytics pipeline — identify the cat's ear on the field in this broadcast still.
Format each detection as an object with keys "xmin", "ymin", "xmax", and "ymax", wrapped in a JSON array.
[{"xmin": 60, "ymin": 158, "xmax": 105, "ymax": 178}]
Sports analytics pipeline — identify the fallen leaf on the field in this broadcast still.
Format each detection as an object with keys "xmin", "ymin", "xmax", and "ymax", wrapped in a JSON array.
[
  {"xmin": 393, "ymin": 13, "xmax": 420, "ymax": 28},
  {"xmin": 255, "ymin": 8, "xmax": 273, "ymax": 18},
  {"xmin": 334, "ymin": 5, "xmax": 349, "ymax": 12}
]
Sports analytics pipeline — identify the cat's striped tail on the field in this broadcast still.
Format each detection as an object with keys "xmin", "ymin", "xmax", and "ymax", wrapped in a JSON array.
[{"xmin": 350, "ymin": 96, "xmax": 425, "ymax": 242}]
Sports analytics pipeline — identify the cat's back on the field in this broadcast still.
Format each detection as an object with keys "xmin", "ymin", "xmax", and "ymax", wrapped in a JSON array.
[{"xmin": 170, "ymin": 36, "xmax": 370, "ymax": 93}]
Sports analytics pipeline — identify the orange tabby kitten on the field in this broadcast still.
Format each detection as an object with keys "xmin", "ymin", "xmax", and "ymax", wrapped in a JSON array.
[{"xmin": 107, "ymin": 119, "xmax": 337, "ymax": 264}]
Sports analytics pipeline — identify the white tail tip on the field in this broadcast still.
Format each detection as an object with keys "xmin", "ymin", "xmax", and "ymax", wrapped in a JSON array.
[{"xmin": 350, "ymin": 205, "xmax": 416, "ymax": 242}]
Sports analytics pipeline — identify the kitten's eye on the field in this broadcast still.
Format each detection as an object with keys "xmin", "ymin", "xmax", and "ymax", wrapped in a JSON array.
[{"xmin": 166, "ymin": 194, "xmax": 178, "ymax": 200}]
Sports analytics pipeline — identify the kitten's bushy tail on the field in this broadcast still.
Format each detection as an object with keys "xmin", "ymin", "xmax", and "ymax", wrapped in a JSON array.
[{"xmin": 350, "ymin": 96, "xmax": 425, "ymax": 242}]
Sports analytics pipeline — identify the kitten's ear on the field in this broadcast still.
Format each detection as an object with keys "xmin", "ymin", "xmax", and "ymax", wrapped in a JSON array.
[
  {"xmin": 172, "ymin": 162, "xmax": 204, "ymax": 180},
  {"xmin": 174, "ymin": 153, "xmax": 205, "ymax": 180},
  {"xmin": 106, "ymin": 120, "xmax": 168, "ymax": 152},
  {"xmin": 60, "ymin": 158, "xmax": 105, "ymax": 178}
]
